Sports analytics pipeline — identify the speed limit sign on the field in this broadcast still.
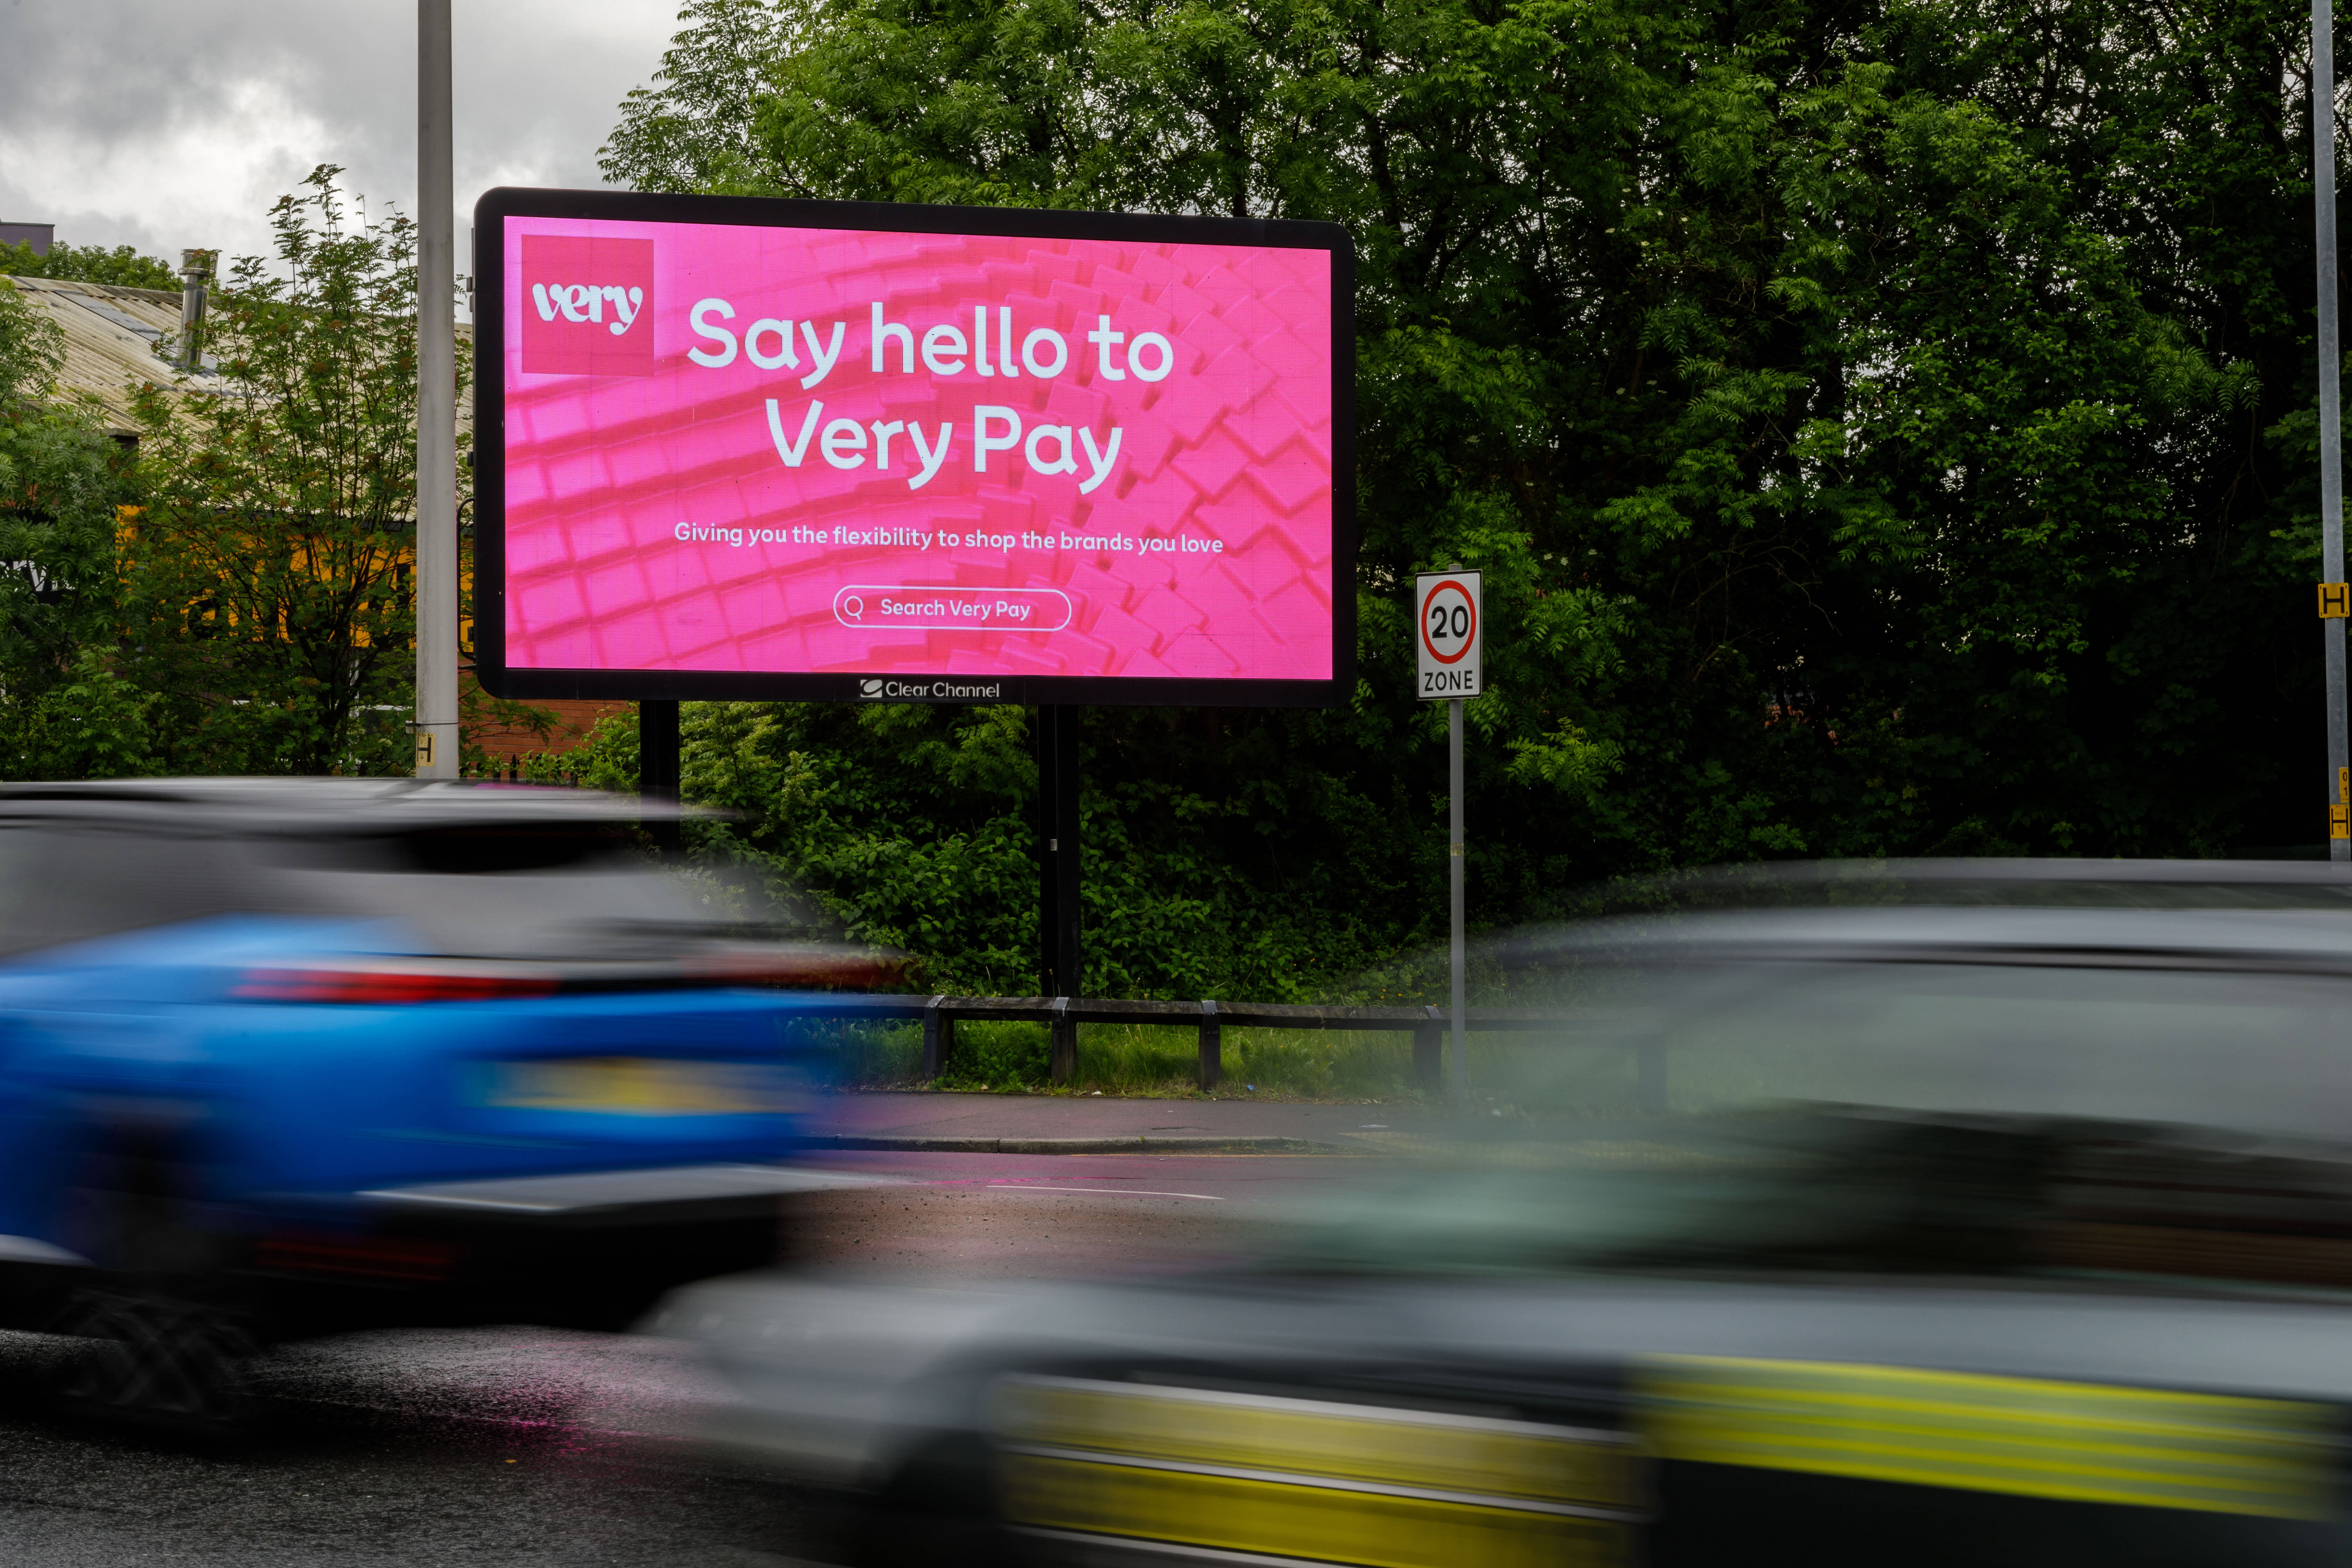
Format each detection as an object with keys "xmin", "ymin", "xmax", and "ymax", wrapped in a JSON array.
[{"xmin": 1415, "ymin": 571, "xmax": 1482, "ymax": 700}]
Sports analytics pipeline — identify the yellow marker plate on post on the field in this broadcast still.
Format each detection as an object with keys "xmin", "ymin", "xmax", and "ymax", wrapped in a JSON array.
[
  {"xmin": 1635, "ymin": 1356, "xmax": 2338, "ymax": 1520},
  {"xmin": 2322, "ymin": 583, "xmax": 2350, "ymax": 618}
]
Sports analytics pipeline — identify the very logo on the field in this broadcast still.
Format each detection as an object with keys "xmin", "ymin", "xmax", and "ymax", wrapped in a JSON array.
[
  {"xmin": 531, "ymin": 283, "xmax": 643, "ymax": 336},
  {"xmin": 517, "ymin": 234, "xmax": 655, "ymax": 377}
]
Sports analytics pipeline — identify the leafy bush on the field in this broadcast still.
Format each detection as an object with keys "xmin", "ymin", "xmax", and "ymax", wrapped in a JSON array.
[
  {"xmin": 564, "ymin": 700, "xmax": 1443, "ymax": 1000},
  {"xmin": 0, "ymin": 651, "xmax": 165, "ymax": 780}
]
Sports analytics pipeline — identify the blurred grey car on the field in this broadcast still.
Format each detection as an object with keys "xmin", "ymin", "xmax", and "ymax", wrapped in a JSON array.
[{"xmin": 664, "ymin": 861, "xmax": 2352, "ymax": 1568}]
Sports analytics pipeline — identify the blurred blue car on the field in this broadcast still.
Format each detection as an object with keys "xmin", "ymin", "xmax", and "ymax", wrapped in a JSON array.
[{"xmin": 0, "ymin": 778, "xmax": 887, "ymax": 1429}]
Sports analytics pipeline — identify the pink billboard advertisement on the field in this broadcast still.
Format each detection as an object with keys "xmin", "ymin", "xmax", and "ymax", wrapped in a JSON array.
[{"xmin": 476, "ymin": 191, "xmax": 1353, "ymax": 705}]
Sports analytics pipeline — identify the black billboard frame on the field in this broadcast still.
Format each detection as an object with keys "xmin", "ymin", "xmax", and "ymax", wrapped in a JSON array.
[{"xmin": 470, "ymin": 186, "xmax": 1356, "ymax": 711}]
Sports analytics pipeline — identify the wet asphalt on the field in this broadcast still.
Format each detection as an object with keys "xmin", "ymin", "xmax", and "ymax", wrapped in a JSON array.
[{"xmin": 0, "ymin": 1151, "xmax": 1367, "ymax": 1567}]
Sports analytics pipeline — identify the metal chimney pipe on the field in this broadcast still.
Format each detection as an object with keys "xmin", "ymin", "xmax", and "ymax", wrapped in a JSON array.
[{"xmin": 177, "ymin": 249, "xmax": 210, "ymax": 371}]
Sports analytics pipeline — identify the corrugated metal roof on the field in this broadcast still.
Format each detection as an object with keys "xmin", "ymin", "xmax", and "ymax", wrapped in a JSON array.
[
  {"xmin": 4, "ymin": 273, "xmax": 185, "ymax": 431},
  {"xmin": 4, "ymin": 272, "xmax": 472, "ymax": 442}
]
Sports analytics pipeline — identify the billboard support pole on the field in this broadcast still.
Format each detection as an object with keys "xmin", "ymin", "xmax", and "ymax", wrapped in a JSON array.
[
  {"xmin": 2318, "ymin": 0, "xmax": 2350, "ymax": 860},
  {"xmin": 1037, "ymin": 706, "xmax": 1081, "ymax": 1078},
  {"xmin": 412, "ymin": 0, "xmax": 458, "ymax": 778},
  {"xmin": 641, "ymin": 699, "xmax": 681, "ymax": 854}
]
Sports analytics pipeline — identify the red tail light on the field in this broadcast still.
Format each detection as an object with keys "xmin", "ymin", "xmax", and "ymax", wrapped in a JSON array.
[{"xmin": 232, "ymin": 966, "xmax": 560, "ymax": 1004}]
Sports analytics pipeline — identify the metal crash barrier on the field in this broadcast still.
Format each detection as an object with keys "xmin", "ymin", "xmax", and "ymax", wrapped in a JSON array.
[{"xmin": 769, "ymin": 993, "xmax": 1587, "ymax": 1091}]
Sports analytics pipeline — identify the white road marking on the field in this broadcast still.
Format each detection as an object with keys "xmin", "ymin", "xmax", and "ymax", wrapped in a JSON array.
[{"xmin": 983, "ymin": 1183, "xmax": 1226, "ymax": 1201}]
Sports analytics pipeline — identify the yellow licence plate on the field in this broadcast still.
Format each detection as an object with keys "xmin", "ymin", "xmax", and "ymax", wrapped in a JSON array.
[{"xmin": 471, "ymin": 1056, "xmax": 796, "ymax": 1115}]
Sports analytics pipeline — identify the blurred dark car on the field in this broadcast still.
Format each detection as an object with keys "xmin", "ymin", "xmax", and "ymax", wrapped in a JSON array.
[
  {"xmin": 668, "ymin": 861, "xmax": 2352, "ymax": 1568},
  {"xmin": 0, "ymin": 778, "xmax": 889, "ymax": 1430}
]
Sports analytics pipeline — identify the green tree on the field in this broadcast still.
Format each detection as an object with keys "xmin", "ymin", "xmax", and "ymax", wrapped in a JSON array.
[
  {"xmin": 601, "ymin": 0, "xmax": 802, "ymax": 194},
  {"xmin": 123, "ymin": 166, "xmax": 446, "ymax": 776},
  {"xmin": 0, "ymin": 241, "xmax": 180, "ymax": 292},
  {"xmin": 600, "ymin": 0, "xmax": 2342, "ymax": 995},
  {"xmin": 0, "ymin": 278, "xmax": 141, "ymax": 775}
]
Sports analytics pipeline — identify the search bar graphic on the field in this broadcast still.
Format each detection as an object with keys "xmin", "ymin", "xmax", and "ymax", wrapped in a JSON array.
[{"xmin": 833, "ymin": 585, "xmax": 1073, "ymax": 632}]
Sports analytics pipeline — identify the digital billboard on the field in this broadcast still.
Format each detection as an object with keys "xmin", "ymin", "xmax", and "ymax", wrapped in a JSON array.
[{"xmin": 474, "ymin": 189, "xmax": 1353, "ymax": 706}]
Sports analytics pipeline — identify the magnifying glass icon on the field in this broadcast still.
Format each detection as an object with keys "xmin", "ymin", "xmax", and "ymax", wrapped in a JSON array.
[{"xmin": 841, "ymin": 595, "xmax": 864, "ymax": 621}]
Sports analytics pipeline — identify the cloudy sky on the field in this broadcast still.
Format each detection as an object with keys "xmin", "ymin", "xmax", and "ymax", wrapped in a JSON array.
[{"xmin": 0, "ymin": 0, "xmax": 682, "ymax": 294}]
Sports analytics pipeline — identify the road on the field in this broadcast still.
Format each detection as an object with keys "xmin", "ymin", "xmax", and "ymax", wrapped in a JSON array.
[{"xmin": 0, "ymin": 1150, "xmax": 1368, "ymax": 1567}]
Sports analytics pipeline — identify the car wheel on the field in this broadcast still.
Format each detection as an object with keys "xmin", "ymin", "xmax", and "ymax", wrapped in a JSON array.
[{"xmin": 51, "ymin": 1287, "xmax": 258, "ymax": 1438}]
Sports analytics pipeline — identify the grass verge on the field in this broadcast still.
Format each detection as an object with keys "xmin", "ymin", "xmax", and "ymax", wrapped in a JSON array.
[{"xmin": 811, "ymin": 1017, "xmax": 1437, "ymax": 1101}]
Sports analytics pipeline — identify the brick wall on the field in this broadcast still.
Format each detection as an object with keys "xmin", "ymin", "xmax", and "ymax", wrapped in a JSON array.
[{"xmin": 464, "ymin": 678, "xmax": 631, "ymax": 773}]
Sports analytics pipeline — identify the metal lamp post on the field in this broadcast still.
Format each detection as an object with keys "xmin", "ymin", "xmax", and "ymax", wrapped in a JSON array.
[
  {"xmin": 414, "ymin": 0, "xmax": 460, "ymax": 778},
  {"xmin": 2319, "ymin": 0, "xmax": 2350, "ymax": 859}
]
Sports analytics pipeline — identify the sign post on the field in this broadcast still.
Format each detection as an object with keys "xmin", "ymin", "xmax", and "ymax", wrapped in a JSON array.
[{"xmin": 1416, "ymin": 571, "xmax": 1482, "ymax": 1105}]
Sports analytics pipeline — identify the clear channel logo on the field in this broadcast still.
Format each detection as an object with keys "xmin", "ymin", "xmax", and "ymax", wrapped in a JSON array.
[{"xmin": 857, "ymin": 678, "xmax": 1004, "ymax": 702}]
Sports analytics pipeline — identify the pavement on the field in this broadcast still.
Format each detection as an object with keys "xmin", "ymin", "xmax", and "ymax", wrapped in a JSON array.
[
  {"xmin": 805, "ymin": 1088, "xmax": 1442, "ymax": 1154},
  {"xmin": 782, "ymin": 1146, "xmax": 1362, "ymax": 1277}
]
